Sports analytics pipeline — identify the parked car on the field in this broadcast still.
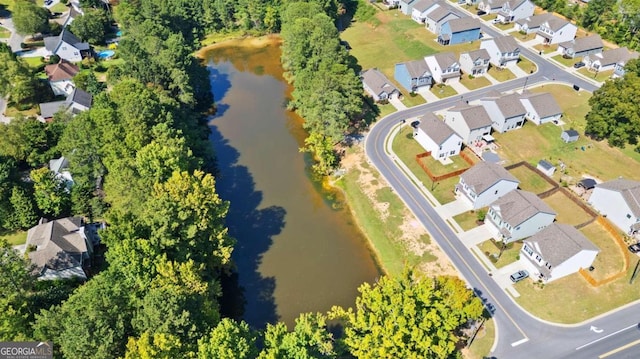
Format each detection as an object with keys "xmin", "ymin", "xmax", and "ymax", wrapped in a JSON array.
[
  {"xmin": 628, "ymin": 243, "xmax": 640, "ymax": 253},
  {"xmin": 44, "ymin": 0, "xmax": 53, "ymax": 6},
  {"xmin": 573, "ymin": 61, "xmax": 585, "ymax": 69},
  {"xmin": 477, "ymin": 10, "xmax": 486, "ymax": 16},
  {"xmin": 510, "ymin": 270, "xmax": 529, "ymax": 283},
  {"xmin": 491, "ymin": 18, "xmax": 500, "ymax": 24}
]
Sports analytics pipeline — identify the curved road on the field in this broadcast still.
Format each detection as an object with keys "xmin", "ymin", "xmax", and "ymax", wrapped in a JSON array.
[{"xmin": 365, "ymin": 10, "xmax": 640, "ymax": 359}]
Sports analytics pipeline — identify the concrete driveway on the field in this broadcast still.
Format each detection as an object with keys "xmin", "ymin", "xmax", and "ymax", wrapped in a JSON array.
[
  {"xmin": 0, "ymin": 97, "xmax": 10, "ymax": 124},
  {"xmin": 0, "ymin": 17, "xmax": 26, "ymax": 53}
]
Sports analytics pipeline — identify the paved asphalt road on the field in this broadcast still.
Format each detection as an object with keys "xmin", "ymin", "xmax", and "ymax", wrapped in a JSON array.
[{"xmin": 365, "ymin": 6, "xmax": 640, "ymax": 359}]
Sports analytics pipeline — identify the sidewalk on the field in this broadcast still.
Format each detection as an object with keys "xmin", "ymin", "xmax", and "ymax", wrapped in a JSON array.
[
  {"xmin": 449, "ymin": 80, "xmax": 469, "ymax": 94},
  {"xmin": 416, "ymin": 86, "xmax": 441, "ymax": 103}
]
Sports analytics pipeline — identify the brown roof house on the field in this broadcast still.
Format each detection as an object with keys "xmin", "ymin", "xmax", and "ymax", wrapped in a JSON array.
[
  {"xmin": 44, "ymin": 60, "xmax": 79, "ymax": 96},
  {"xmin": 25, "ymin": 217, "xmax": 98, "ymax": 280},
  {"xmin": 520, "ymin": 223, "xmax": 599, "ymax": 282},
  {"xmin": 413, "ymin": 112, "xmax": 462, "ymax": 160},
  {"xmin": 455, "ymin": 161, "xmax": 520, "ymax": 209}
]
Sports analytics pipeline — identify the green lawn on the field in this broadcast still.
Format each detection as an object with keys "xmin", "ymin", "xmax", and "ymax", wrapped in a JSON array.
[
  {"xmin": 533, "ymin": 43, "xmax": 558, "ymax": 54},
  {"xmin": 514, "ymin": 32, "xmax": 537, "ymax": 42},
  {"xmin": 0, "ymin": 26, "xmax": 10, "ymax": 38},
  {"xmin": 477, "ymin": 240, "xmax": 522, "ymax": 269},
  {"xmin": 580, "ymin": 221, "xmax": 626, "ymax": 281},
  {"xmin": 453, "ymin": 211, "xmax": 481, "ymax": 231},
  {"xmin": 431, "ymin": 84, "xmax": 457, "ymax": 98},
  {"xmin": 0, "ymin": 0, "xmax": 16, "ymax": 12},
  {"xmin": 551, "ymin": 54, "xmax": 576, "ymax": 67},
  {"xmin": 577, "ymin": 68, "xmax": 614, "ymax": 82},
  {"xmin": 542, "ymin": 191, "xmax": 594, "ymax": 227},
  {"xmin": 0, "ymin": 230, "xmax": 27, "ymax": 246},
  {"xmin": 50, "ymin": 1, "xmax": 67, "ymax": 13},
  {"xmin": 507, "ymin": 165, "xmax": 555, "ymax": 194},
  {"xmin": 377, "ymin": 102, "xmax": 397, "ymax": 119},
  {"xmin": 460, "ymin": 75, "xmax": 491, "ymax": 90},
  {"xmin": 401, "ymin": 92, "xmax": 426, "ymax": 107},
  {"xmin": 418, "ymin": 151, "xmax": 473, "ymax": 177},
  {"xmin": 494, "ymin": 22, "xmax": 515, "ymax": 31},
  {"xmin": 517, "ymin": 57, "xmax": 537, "ymax": 74},
  {"xmin": 487, "ymin": 67, "xmax": 515, "ymax": 82},
  {"xmin": 466, "ymin": 318, "xmax": 496, "ymax": 359},
  {"xmin": 20, "ymin": 56, "xmax": 45, "ymax": 70}
]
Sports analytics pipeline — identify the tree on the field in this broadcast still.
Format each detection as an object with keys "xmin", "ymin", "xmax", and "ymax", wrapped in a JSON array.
[
  {"xmin": 73, "ymin": 71, "xmax": 106, "ymax": 95},
  {"xmin": 197, "ymin": 319, "xmax": 258, "ymax": 359},
  {"xmin": 0, "ymin": 239, "xmax": 35, "ymax": 341},
  {"xmin": 12, "ymin": 0, "xmax": 50, "ymax": 36},
  {"xmin": 6, "ymin": 186, "xmax": 38, "ymax": 230},
  {"xmin": 125, "ymin": 332, "xmax": 185, "ymax": 359},
  {"xmin": 70, "ymin": 9, "xmax": 108, "ymax": 43},
  {"xmin": 332, "ymin": 269, "xmax": 484, "ymax": 359},
  {"xmin": 30, "ymin": 167, "xmax": 71, "ymax": 218},
  {"xmin": 259, "ymin": 313, "xmax": 337, "ymax": 359}
]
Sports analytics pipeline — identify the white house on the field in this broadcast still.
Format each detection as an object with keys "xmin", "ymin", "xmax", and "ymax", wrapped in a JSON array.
[
  {"xmin": 400, "ymin": 0, "xmax": 420, "ymax": 15},
  {"xmin": 487, "ymin": 189, "xmax": 556, "ymax": 243},
  {"xmin": 44, "ymin": 60, "xmax": 79, "ymax": 96},
  {"xmin": 49, "ymin": 156, "xmax": 74, "ymax": 185},
  {"xmin": 411, "ymin": 0, "xmax": 440, "ymax": 23},
  {"xmin": 519, "ymin": 92, "xmax": 563, "ymax": 125},
  {"xmin": 443, "ymin": 103, "xmax": 493, "ymax": 145},
  {"xmin": 515, "ymin": 13, "xmax": 554, "ymax": 34},
  {"xmin": 558, "ymin": 35, "xmax": 603, "ymax": 59},
  {"xmin": 39, "ymin": 88, "xmax": 93, "ymax": 122},
  {"xmin": 589, "ymin": 179, "xmax": 640, "ymax": 234},
  {"xmin": 361, "ymin": 69, "xmax": 401, "ymax": 102},
  {"xmin": 520, "ymin": 223, "xmax": 599, "ymax": 283},
  {"xmin": 459, "ymin": 49, "xmax": 491, "ymax": 76},
  {"xmin": 480, "ymin": 92, "xmax": 527, "ymax": 133},
  {"xmin": 455, "ymin": 161, "xmax": 520, "ymax": 209},
  {"xmin": 43, "ymin": 29, "xmax": 90, "ymax": 63},
  {"xmin": 425, "ymin": 6, "xmax": 459, "ymax": 34},
  {"xmin": 584, "ymin": 47, "xmax": 640, "ymax": 77},
  {"xmin": 424, "ymin": 52, "xmax": 461, "ymax": 84},
  {"xmin": 496, "ymin": 0, "xmax": 535, "ymax": 24},
  {"xmin": 480, "ymin": 35, "xmax": 521, "ymax": 68},
  {"xmin": 477, "ymin": 0, "xmax": 508, "ymax": 14},
  {"xmin": 561, "ymin": 129, "xmax": 579, "ymax": 143},
  {"xmin": 535, "ymin": 16, "xmax": 577, "ymax": 45},
  {"xmin": 414, "ymin": 113, "xmax": 463, "ymax": 159}
]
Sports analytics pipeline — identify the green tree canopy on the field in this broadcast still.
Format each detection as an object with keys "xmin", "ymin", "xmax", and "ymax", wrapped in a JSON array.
[
  {"xmin": 70, "ymin": 9, "xmax": 108, "ymax": 43},
  {"xmin": 30, "ymin": 167, "xmax": 71, "ymax": 218},
  {"xmin": 197, "ymin": 318, "xmax": 258, "ymax": 359},
  {"xmin": 12, "ymin": 0, "xmax": 50, "ymax": 36},
  {"xmin": 0, "ymin": 239, "xmax": 35, "ymax": 341},
  {"xmin": 259, "ymin": 313, "xmax": 337, "ymax": 359}
]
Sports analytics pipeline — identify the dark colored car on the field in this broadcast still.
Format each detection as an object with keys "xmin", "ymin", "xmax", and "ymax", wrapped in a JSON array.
[
  {"xmin": 477, "ymin": 10, "xmax": 486, "ymax": 15},
  {"xmin": 573, "ymin": 61, "xmax": 585, "ymax": 69},
  {"xmin": 628, "ymin": 243, "xmax": 640, "ymax": 253},
  {"xmin": 510, "ymin": 270, "xmax": 529, "ymax": 283}
]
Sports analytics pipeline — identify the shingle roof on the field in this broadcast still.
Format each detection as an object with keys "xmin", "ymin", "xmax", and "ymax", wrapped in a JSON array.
[
  {"xmin": 515, "ymin": 12, "xmax": 553, "ymax": 28},
  {"xmin": 558, "ymin": 35, "xmax": 603, "ymax": 53},
  {"xmin": 460, "ymin": 161, "xmax": 519, "ymax": 195},
  {"xmin": 39, "ymin": 101, "xmax": 68, "ymax": 119},
  {"xmin": 433, "ymin": 52, "xmax": 458, "ymax": 70},
  {"xmin": 542, "ymin": 15, "xmax": 572, "ymax": 32},
  {"xmin": 520, "ymin": 92, "xmax": 562, "ymax": 118},
  {"xmin": 597, "ymin": 47, "xmax": 640, "ymax": 67},
  {"xmin": 45, "ymin": 29, "xmax": 90, "ymax": 53},
  {"xmin": 362, "ymin": 69, "xmax": 400, "ymax": 97},
  {"xmin": 538, "ymin": 160, "xmax": 554, "ymax": 170},
  {"xmin": 44, "ymin": 60, "xmax": 79, "ymax": 82},
  {"xmin": 403, "ymin": 59, "xmax": 432, "ymax": 78},
  {"xmin": 492, "ymin": 92, "xmax": 526, "ymax": 118},
  {"xmin": 418, "ymin": 112, "xmax": 458, "ymax": 145},
  {"xmin": 482, "ymin": 0, "xmax": 508, "ymax": 9},
  {"xmin": 491, "ymin": 35, "xmax": 520, "ymax": 53},
  {"xmin": 49, "ymin": 156, "xmax": 70, "ymax": 174},
  {"xmin": 413, "ymin": 0, "xmax": 438, "ymax": 12},
  {"xmin": 447, "ymin": 17, "xmax": 481, "ymax": 33},
  {"xmin": 525, "ymin": 223, "xmax": 599, "ymax": 267},
  {"xmin": 66, "ymin": 88, "xmax": 92, "ymax": 108},
  {"xmin": 463, "ymin": 48, "xmax": 490, "ymax": 62},
  {"xmin": 595, "ymin": 179, "xmax": 640, "ymax": 217},
  {"xmin": 426, "ymin": 6, "xmax": 457, "ymax": 22},
  {"xmin": 447, "ymin": 104, "xmax": 492, "ymax": 130},
  {"xmin": 490, "ymin": 190, "xmax": 556, "ymax": 227},
  {"xmin": 26, "ymin": 217, "xmax": 88, "ymax": 275},
  {"xmin": 563, "ymin": 129, "xmax": 579, "ymax": 137}
]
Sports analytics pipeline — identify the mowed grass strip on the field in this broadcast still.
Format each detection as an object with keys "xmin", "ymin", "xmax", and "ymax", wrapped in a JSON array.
[
  {"xmin": 460, "ymin": 75, "xmax": 491, "ymax": 90},
  {"xmin": 453, "ymin": 211, "xmax": 480, "ymax": 231},
  {"xmin": 477, "ymin": 240, "xmax": 522, "ymax": 269},
  {"xmin": 542, "ymin": 191, "xmax": 593, "ymax": 226},
  {"xmin": 488, "ymin": 66, "xmax": 516, "ymax": 82},
  {"xmin": 579, "ymin": 221, "xmax": 626, "ymax": 281},
  {"xmin": 508, "ymin": 165, "xmax": 555, "ymax": 194}
]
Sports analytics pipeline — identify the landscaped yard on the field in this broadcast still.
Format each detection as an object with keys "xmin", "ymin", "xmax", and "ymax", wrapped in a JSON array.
[
  {"xmin": 418, "ymin": 150, "xmax": 474, "ymax": 177},
  {"xmin": 551, "ymin": 54, "xmax": 576, "ymax": 67},
  {"xmin": 0, "ymin": 230, "xmax": 27, "ymax": 246},
  {"xmin": 453, "ymin": 211, "xmax": 482, "ymax": 231},
  {"xmin": 478, "ymin": 239, "xmax": 523, "ymax": 269},
  {"xmin": 401, "ymin": 92, "xmax": 426, "ymax": 107},
  {"xmin": 517, "ymin": 57, "xmax": 537, "ymax": 74},
  {"xmin": 542, "ymin": 191, "xmax": 594, "ymax": 226},
  {"xmin": 487, "ymin": 67, "xmax": 516, "ymax": 82},
  {"xmin": 533, "ymin": 43, "xmax": 558, "ymax": 54},
  {"xmin": 507, "ymin": 165, "xmax": 555, "ymax": 194},
  {"xmin": 577, "ymin": 67, "xmax": 614, "ymax": 82},
  {"xmin": 580, "ymin": 221, "xmax": 627, "ymax": 281},
  {"xmin": 431, "ymin": 84, "xmax": 457, "ymax": 98},
  {"xmin": 514, "ymin": 32, "xmax": 537, "ymax": 42},
  {"xmin": 20, "ymin": 56, "xmax": 45, "ymax": 70},
  {"xmin": 460, "ymin": 75, "xmax": 491, "ymax": 90}
]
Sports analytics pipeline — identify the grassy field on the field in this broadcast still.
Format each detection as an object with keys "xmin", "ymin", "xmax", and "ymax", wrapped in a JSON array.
[
  {"xmin": 460, "ymin": 75, "xmax": 491, "ymax": 90},
  {"xmin": 478, "ymin": 240, "xmax": 522, "ymax": 269},
  {"xmin": 488, "ymin": 67, "xmax": 516, "ymax": 82},
  {"xmin": 431, "ymin": 84, "xmax": 458, "ymax": 98},
  {"xmin": 542, "ymin": 191, "xmax": 594, "ymax": 226},
  {"xmin": 517, "ymin": 57, "xmax": 537, "ymax": 74},
  {"xmin": 577, "ymin": 67, "xmax": 614, "ymax": 82},
  {"xmin": 507, "ymin": 165, "xmax": 555, "ymax": 194},
  {"xmin": 0, "ymin": 230, "xmax": 27, "ymax": 246},
  {"xmin": 453, "ymin": 211, "xmax": 481, "ymax": 231},
  {"xmin": 580, "ymin": 221, "xmax": 627, "ymax": 281}
]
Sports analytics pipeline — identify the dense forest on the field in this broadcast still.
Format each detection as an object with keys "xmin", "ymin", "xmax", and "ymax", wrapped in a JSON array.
[{"xmin": 0, "ymin": 0, "xmax": 485, "ymax": 358}]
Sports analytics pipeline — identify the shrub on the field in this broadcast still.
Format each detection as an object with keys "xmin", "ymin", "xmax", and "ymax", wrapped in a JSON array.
[
  {"xmin": 476, "ymin": 209, "xmax": 487, "ymax": 222},
  {"xmin": 48, "ymin": 54, "xmax": 60, "ymax": 64}
]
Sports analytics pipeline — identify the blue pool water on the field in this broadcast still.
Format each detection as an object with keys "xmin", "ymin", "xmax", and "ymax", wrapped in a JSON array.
[
  {"xmin": 116, "ymin": 30, "xmax": 122, "ymax": 36},
  {"xmin": 97, "ymin": 50, "xmax": 115, "ymax": 59}
]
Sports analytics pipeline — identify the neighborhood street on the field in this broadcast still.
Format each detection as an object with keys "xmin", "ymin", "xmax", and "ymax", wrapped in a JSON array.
[{"xmin": 364, "ymin": 4, "xmax": 640, "ymax": 358}]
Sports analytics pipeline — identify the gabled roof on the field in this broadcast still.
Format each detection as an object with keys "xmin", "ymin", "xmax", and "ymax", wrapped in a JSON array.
[
  {"xmin": 447, "ymin": 104, "xmax": 492, "ymax": 130},
  {"xmin": 39, "ymin": 101, "xmax": 67, "ymax": 119},
  {"xmin": 402, "ymin": 59, "xmax": 432, "ymax": 78},
  {"xmin": 66, "ymin": 88, "xmax": 92, "ymax": 109},
  {"xmin": 460, "ymin": 161, "xmax": 519, "ymax": 195},
  {"xmin": 490, "ymin": 189, "xmax": 556, "ymax": 227},
  {"xmin": 507, "ymin": 0, "xmax": 529, "ymax": 10},
  {"xmin": 525, "ymin": 223, "xmax": 599, "ymax": 267},
  {"xmin": 463, "ymin": 48, "xmax": 491, "ymax": 62},
  {"xmin": 49, "ymin": 156, "xmax": 70, "ymax": 174},
  {"xmin": 362, "ymin": 69, "xmax": 400, "ymax": 96},
  {"xmin": 431, "ymin": 52, "xmax": 458, "ymax": 70},
  {"xmin": 541, "ymin": 15, "xmax": 572, "ymax": 32},
  {"xmin": 490, "ymin": 35, "xmax": 520, "ymax": 53},
  {"xmin": 485, "ymin": 92, "xmax": 526, "ymax": 118},
  {"xmin": 520, "ymin": 92, "xmax": 562, "ymax": 118},
  {"xmin": 44, "ymin": 60, "xmax": 79, "ymax": 82},
  {"xmin": 26, "ymin": 217, "xmax": 88, "ymax": 275},
  {"xmin": 482, "ymin": 0, "xmax": 508, "ymax": 9},
  {"xmin": 446, "ymin": 17, "xmax": 481, "ymax": 33},
  {"xmin": 413, "ymin": 0, "xmax": 439, "ymax": 12},
  {"xmin": 426, "ymin": 6, "xmax": 457, "ymax": 22},
  {"xmin": 596, "ymin": 47, "xmax": 640, "ymax": 67},
  {"xmin": 558, "ymin": 35, "xmax": 603, "ymax": 53},
  {"xmin": 595, "ymin": 179, "xmax": 640, "ymax": 217},
  {"xmin": 563, "ymin": 129, "xmax": 579, "ymax": 137},
  {"xmin": 418, "ymin": 113, "xmax": 459, "ymax": 145},
  {"xmin": 537, "ymin": 159, "xmax": 554, "ymax": 170},
  {"xmin": 516, "ymin": 13, "xmax": 554, "ymax": 28},
  {"xmin": 44, "ymin": 29, "xmax": 90, "ymax": 53}
]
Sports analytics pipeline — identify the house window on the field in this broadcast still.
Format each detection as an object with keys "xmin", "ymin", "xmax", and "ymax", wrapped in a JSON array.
[
  {"xmin": 536, "ymin": 255, "xmax": 542, "ymax": 262},
  {"xmin": 495, "ymin": 190, "xmax": 498, "ymax": 195},
  {"xmin": 450, "ymin": 150, "xmax": 455, "ymax": 155},
  {"xmin": 523, "ymin": 245, "xmax": 533, "ymax": 256},
  {"xmin": 545, "ymin": 262, "xmax": 552, "ymax": 269},
  {"xmin": 627, "ymin": 214, "xmax": 632, "ymax": 219},
  {"xmin": 439, "ymin": 153, "xmax": 445, "ymax": 158}
]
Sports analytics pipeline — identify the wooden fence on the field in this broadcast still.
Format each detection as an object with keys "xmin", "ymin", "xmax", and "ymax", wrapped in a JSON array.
[
  {"xmin": 415, "ymin": 151, "xmax": 474, "ymax": 182},
  {"xmin": 578, "ymin": 216, "xmax": 630, "ymax": 287}
]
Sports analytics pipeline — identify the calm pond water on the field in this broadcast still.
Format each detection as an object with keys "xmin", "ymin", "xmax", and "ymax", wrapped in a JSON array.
[{"xmin": 202, "ymin": 37, "xmax": 380, "ymax": 328}]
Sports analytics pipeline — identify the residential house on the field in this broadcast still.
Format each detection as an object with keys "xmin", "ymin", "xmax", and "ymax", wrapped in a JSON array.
[
  {"xmin": 477, "ymin": 0, "xmax": 508, "ymax": 14},
  {"xmin": 480, "ymin": 92, "xmax": 527, "ymax": 132},
  {"xmin": 443, "ymin": 103, "xmax": 493, "ymax": 145},
  {"xmin": 411, "ymin": 0, "xmax": 440, "ymax": 23},
  {"xmin": 25, "ymin": 217, "xmax": 97, "ymax": 280},
  {"xmin": 515, "ymin": 13, "xmax": 554, "ymax": 34},
  {"xmin": 487, "ymin": 189, "xmax": 556, "ymax": 243},
  {"xmin": 480, "ymin": 35, "xmax": 521, "ymax": 68},
  {"xmin": 63, "ymin": 5, "xmax": 83, "ymax": 28},
  {"xmin": 361, "ymin": 69, "xmax": 401, "ymax": 102},
  {"xmin": 400, "ymin": 0, "xmax": 419, "ymax": 15},
  {"xmin": 44, "ymin": 29, "xmax": 90, "ymax": 63},
  {"xmin": 44, "ymin": 60, "xmax": 79, "ymax": 96},
  {"xmin": 558, "ymin": 35, "xmax": 603, "ymax": 59},
  {"xmin": 459, "ymin": 49, "xmax": 491, "ymax": 76},
  {"xmin": 414, "ymin": 113, "xmax": 463, "ymax": 159},
  {"xmin": 49, "ymin": 156, "xmax": 74, "ymax": 185},
  {"xmin": 520, "ymin": 223, "xmax": 599, "ymax": 283},
  {"xmin": 438, "ymin": 18, "xmax": 482, "ymax": 45},
  {"xmin": 535, "ymin": 15, "xmax": 577, "ymax": 45},
  {"xmin": 519, "ymin": 92, "xmax": 563, "ymax": 125},
  {"xmin": 424, "ymin": 52, "xmax": 461, "ymax": 84},
  {"xmin": 584, "ymin": 47, "xmax": 639, "ymax": 77},
  {"xmin": 455, "ymin": 161, "xmax": 520, "ymax": 209},
  {"xmin": 425, "ymin": 6, "xmax": 459, "ymax": 34},
  {"xmin": 394, "ymin": 59, "xmax": 433, "ymax": 92},
  {"xmin": 537, "ymin": 160, "xmax": 556, "ymax": 177},
  {"xmin": 39, "ymin": 88, "xmax": 93, "ymax": 122},
  {"xmin": 496, "ymin": 0, "xmax": 534, "ymax": 23},
  {"xmin": 589, "ymin": 179, "xmax": 640, "ymax": 234},
  {"xmin": 561, "ymin": 129, "xmax": 579, "ymax": 143}
]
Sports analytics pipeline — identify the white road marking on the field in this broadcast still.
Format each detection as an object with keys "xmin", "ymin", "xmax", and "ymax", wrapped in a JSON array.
[
  {"xmin": 511, "ymin": 338, "xmax": 529, "ymax": 347},
  {"xmin": 576, "ymin": 324, "xmax": 638, "ymax": 351}
]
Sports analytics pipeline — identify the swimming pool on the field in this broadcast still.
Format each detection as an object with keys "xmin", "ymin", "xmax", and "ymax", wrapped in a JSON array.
[{"xmin": 97, "ymin": 50, "xmax": 115, "ymax": 59}]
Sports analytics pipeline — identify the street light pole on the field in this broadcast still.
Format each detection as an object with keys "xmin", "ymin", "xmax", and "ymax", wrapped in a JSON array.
[{"xmin": 522, "ymin": 76, "xmax": 528, "ymax": 92}]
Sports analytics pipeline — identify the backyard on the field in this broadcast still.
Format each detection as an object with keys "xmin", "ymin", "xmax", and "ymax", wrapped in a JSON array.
[
  {"xmin": 579, "ymin": 221, "xmax": 627, "ymax": 281},
  {"xmin": 0, "ymin": 230, "xmax": 27, "ymax": 246},
  {"xmin": 541, "ymin": 190, "xmax": 594, "ymax": 226},
  {"xmin": 507, "ymin": 164, "xmax": 555, "ymax": 194}
]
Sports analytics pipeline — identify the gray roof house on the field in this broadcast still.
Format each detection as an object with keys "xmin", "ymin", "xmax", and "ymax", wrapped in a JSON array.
[
  {"xmin": 26, "ymin": 217, "xmax": 96, "ymax": 280},
  {"xmin": 558, "ymin": 35, "xmax": 603, "ymax": 59},
  {"xmin": 478, "ymin": 0, "xmax": 509, "ymax": 13},
  {"xmin": 521, "ymin": 223, "xmax": 599, "ymax": 282},
  {"xmin": 589, "ymin": 179, "xmax": 640, "ymax": 234},
  {"xmin": 480, "ymin": 92, "xmax": 527, "ymax": 133},
  {"xmin": 443, "ymin": 103, "xmax": 493, "ymax": 145},
  {"xmin": 584, "ymin": 47, "xmax": 640, "ymax": 78},
  {"xmin": 515, "ymin": 13, "xmax": 555, "ymax": 34},
  {"xmin": 425, "ymin": 6, "xmax": 460, "ymax": 34},
  {"xmin": 459, "ymin": 48, "xmax": 491, "ymax": 76},
  {"xmin": 561, "ymin": 129, "xmax": 579, "ymax": 143},
  {"xmin": 424, "ymin": 52, "xmax": 461, "ymax": 84},
  {"xmin": 49, "ymin": 156, "xmax": 74, "ymax": 184},
  {"xmin": 535, "ymin": 15, "xmax": 577, "ymax": 45},
  {"xmin": 480, "ymin": 35, "xmax": 521, "ymax": 68},
  {"xmin": 39, "ymin": 88, "xmax": 93, "ymax": 122},
  {"xmin": 394, "ymin": 59, "xmax": 433, "ymax": 92},
  {"xmin": 487, "ymin": 189, "xmax": 557, "ymax": 242},
  {"xmin": 519, "ymin": 92, "xmax": 563, "ymax": 125},
  {"xmin": 456, "ymin": 161, "xmax": 520, "ymax": 209},
  {"xmin": 537, "ymin": 159, "xmax": 556, "ymax": 177},
  {"xmin": 414, "ymin": 112, "xmax": 463, "ymax": 159},
  {"xmin": 44, "ymin": 29, "xmax": 90, "ymax": 63},
  {"xmin": 361, "ymin": 69, "xmax": 401, "ymax": 102}
]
